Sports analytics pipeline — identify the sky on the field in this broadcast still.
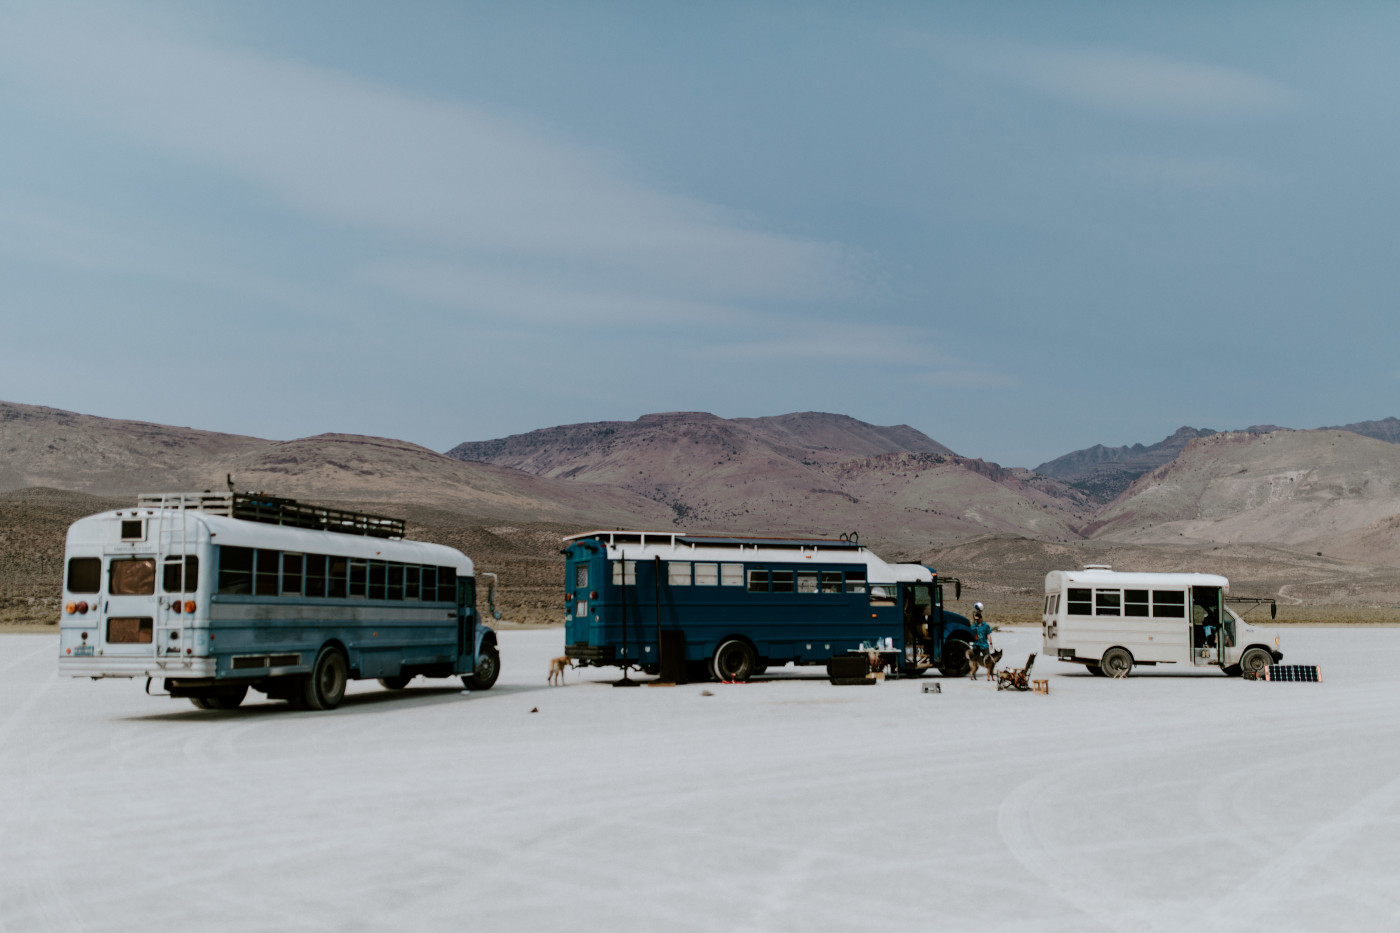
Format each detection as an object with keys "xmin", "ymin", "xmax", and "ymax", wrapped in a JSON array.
[{"xmin": 2, "ymin": 1, "xmax": 1397, "ymax": 468}]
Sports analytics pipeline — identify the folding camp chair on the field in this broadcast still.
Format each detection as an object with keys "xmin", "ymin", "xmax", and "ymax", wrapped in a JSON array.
[{"xmin": 996, "ymin": 653, "xmax": 1036, "ymax": 691}]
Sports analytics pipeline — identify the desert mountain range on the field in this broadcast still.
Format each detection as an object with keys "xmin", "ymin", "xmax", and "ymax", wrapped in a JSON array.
[{"xmin": 4, "ymin": 399, "xmax": 1400, "ymax": 622}]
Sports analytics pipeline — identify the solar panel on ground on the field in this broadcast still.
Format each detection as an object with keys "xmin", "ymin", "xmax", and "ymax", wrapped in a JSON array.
[{"xmin": 1264, "ymin": 664, "xmax": 1322, "ymax": 682}]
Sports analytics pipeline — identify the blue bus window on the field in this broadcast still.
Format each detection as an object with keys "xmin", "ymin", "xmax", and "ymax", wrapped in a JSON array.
[
  {"xmin": 797, "ymin": 572, "xmax": 818, "ymax": 594},
  {"xmin": 747, "ymin": 568, "xmax": 769, "ymax": 592},
  {"xmin": 255, "ymin": 549, "xmax": 279, "ymax": 596},
  {"xmin": 328, "ymin": 557, "xmax": 348, "ymax": 598},
  {"xmin": 368, "ymin": 561, "xmax": 387, "ymax": 600},
  {"xmin": 575, "ymin": 564, "xmax": 589, "ymax": 589},
  {"xmin": 281, "ymin": 553, "xmax": 303, "ymax": 596},
  {"xmin": 421, "ymin": 566, "xmax": 437, "ymax": 600},
  {"xmin": 348, "ymin": 560, "xmax": 367, "ymax": 599},
  {"xmin": 821, "ymin": 571, "xmax": 842, "ymax": 593},
  {"xmin": 305, "ymin": 554, "xmax": 326, "ymax": 598},
  {"xmin": 869, "ymin": 585, "xmax": 895, "ymax": 605},
  {"xmin": 612, "ymin": 561, "xmax": 636, "ymax": 585},
  {"xmin": 772, "ymin": 570, "xmax": 794, "ymax": 593},
  {"xmin": 721, "ymin": 563, "xmax": 744, "ymax": 586},
  {"xmin": 437, "ymin": 567, "xmax": 456, "ymax": 602},
  {"xmin": 405, "ymin": 565, "xmax": 420, "ymax": 600},
  {"xmin": 846, "ymin": 570, "xmax": 866, "ymax": 594},
  {"xmin": 218, "ymin": 547, "xmax": 253, "ymax": 594},
  {"xmin": 694, "ymin": 562, "xmax": 718, "ymax": 585},
  {"xmin": 388, "ymin": 564, "xmax": 404, "ymax": 600},
  {"xmin": 668, "ymin": 562, "xmax": 691, "ymax": 586}
]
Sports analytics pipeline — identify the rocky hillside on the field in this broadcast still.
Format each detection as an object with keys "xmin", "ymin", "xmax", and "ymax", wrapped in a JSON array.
[
  {"xmin": 1086, "ymin": 429, "xmax": 1400, "ymax": 566},
  {"xmin": 448, "ymin": 411, "xmax": 1091, "ymax": 548}
]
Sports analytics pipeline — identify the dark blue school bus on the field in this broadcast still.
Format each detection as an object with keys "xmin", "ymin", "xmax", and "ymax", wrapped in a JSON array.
[{"xmin": 561, "ymin": 530, "xmax": 973, "ymax": 681}]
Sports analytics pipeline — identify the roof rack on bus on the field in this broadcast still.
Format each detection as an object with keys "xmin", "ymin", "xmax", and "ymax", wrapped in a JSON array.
[{"xmin": 135, "ymin": 492, "xmax": 405, "ymax": 540}]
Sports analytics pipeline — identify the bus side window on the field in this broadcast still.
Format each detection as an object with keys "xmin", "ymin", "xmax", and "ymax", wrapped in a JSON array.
[
  {"xmin": 255, "ymin": 549, "xmax": 280, "ymax": 596},
  {"xmin": 421, "ymin": 566, "xmax": 437, "ymax": 601},
  {"xmin": 305, "ymin": 554, "xmax": 327, "ymax": 598},
  {"xmin": 1124, "ymin": 589, "xmax": 1150, "ymax": 617},
  {"xmin": 747, "ymin": 569, "xmax": 769, "ymax": 592},
  {"xmin": 282, "ymin": 553, "xmax": 303, "ymax": 596},
  {"xmin": 1153, "ymin": 591, "xmax": 1185, "ymax": 618},
  {"xmin": 694, "ymin": 563, "xmax": 718, "ymax": 585},
  {"xmin": 1067, "ymin": 588, "xmax": 1092, "ymax": 615},
  {"xmin": 771, "ymin": 570, "xmax": 795, "ymax": 593},
  {"xmin": 612, "ymin": 561, "xmax": 637, "ymax": 585},
  {"xmin": 405, "ymin": 565, "xmax": 420, "ymax": 600},
  {"xmin": 68, "ymin": 557, "xmax": 101, "ymax": 594},
  {"xmin": 348, "ymin": 559, "xmax": 367, "ymax": 599},
  {"xmin": 328, "ymin": 557, "xmax": 349, "ymax": 599},
  {"xmin": 669, "ymin": 562, "xmax": 692, "ymax": 586},
  {"xmin": 846, "ymin": 570, "xmax": 866, "ymax": 594},
  {"xmin": 388, "ymin": 563, "xmax": 404, "ymax": 600},
  {"xmin": 438, "ymin": 566, "xmax": 456, "ymax": 602},
  {"xmin": 869, "ymin": 585, "xmax": 895, "ymax": 606},
  {"xmin": 368, "ymin": 561, "xmax": 387, "ymax": 600},
  {"xmin": 797, "ymin": 572, "xmax": 817, "ymax": 594},
  {"xmin": 820, "ymin": 571, "xmax": 842, "ymax": 593},
  {"xmin": 720, "ymin": 563, "xmax": 743, "ymax": 586},
  {"xmin": 1095, "ymin": 589, "xmax": 1121, "ymax": 616},
  {"xmin": 217, "ymin": 547, "xmax": 253, "ymax": 595}
]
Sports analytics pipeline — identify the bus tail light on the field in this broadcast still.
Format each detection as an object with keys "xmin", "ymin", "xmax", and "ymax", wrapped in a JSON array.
[
  {"xmin": 171, "ymin": 601, "xmax": 181, "ymax": 614},
  {"xmin": 184, "ymin": 600, "xmax": 196, "ymax": 614},
  {"xmin": 65, "ymin": 602, "xmax": 76, "ymax": 614},
  {"xmin": 77, "ymin": 601, "xmax": 88, "ymax": 614}
]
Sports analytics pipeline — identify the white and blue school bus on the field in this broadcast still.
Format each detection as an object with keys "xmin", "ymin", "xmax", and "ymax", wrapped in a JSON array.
[
  {"xmin": 58, "ymin": 492, "xmax": 501, "ymax": 710},
  {"xmin": 561, "ymin": 530, "xmax": 974, "ymax": 681},
  {"xmin": 1042, "ymin": 567, "xmax": 1282, "ymax": 677}
]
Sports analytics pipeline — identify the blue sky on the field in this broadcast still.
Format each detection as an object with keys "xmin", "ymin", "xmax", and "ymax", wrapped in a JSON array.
[{"xmin": 2, "ymin": 1, "xmax": 1397, "ymax": 467}]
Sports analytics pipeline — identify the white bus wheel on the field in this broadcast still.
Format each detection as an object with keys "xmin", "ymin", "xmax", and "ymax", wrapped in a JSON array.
[
  {"xmin": 711, "ymin": 639, "xmax": 756, "ymax": 682},
  {"xmin": 1239, "ymin": 648, "xmax": 1272, "ymax": 677},
  {"xmin": 1101, "ymin": 648, "xmax": 1133, "ymax": 678}
]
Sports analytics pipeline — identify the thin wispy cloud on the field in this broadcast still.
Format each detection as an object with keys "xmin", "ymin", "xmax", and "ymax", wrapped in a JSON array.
[
  {"xmin": 0, "ymin": 9, "xmax": 856, "ymax": 310},
  {"xmin": 924, "ymin": 35, "xmax": 1296, "ymax": 121}
]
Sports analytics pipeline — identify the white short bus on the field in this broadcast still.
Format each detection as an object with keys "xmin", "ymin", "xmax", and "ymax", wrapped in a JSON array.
[
  {"xmin": 1042, "ymin": 566, "xmax": 1282, "ymax": 677},
  {"xmin": 58, "ymin": 492, "xmax": 501, "ymax": 710}
]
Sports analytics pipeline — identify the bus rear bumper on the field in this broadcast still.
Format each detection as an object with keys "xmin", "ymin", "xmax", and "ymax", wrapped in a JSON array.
[
  {"xmin": 59, "ymin": 656, "xmax": 218, "ymax": 680},
  {"xmin": 565, "ymin": 644, "xmax": 615, "ymax": 663}
]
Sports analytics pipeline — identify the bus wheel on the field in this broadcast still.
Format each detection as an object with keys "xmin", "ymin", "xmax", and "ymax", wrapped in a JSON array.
[
  {"xmin": 1086, "ymin": 663, "xmax": 1106, "ymax": 677},
  {"xmin": 189, "ymin": 696, "xmax": 211, "ymax": 710},
  {"xmin": 203, "ymin": 686, "xmax": 247, "ymax": 710},
  {"xmin": 937, "ymin": 639, "xmax": 971, "ymax": 677},
  {"xmin": 1101, "ymin": 648, "xmax": 1133, "ymax": 678},
  {"xmin": 301, "ymin": 646, "xmax": 348, "ymax": 710},
  {"xmin": 712, "ymin": 640, "xmax": 756, "ymax": 682},
  {"xmin": 1239, "ymin": 648, "xmax": 1272, "ymax": 677},
  {"xmin": 462, "ymin": 644, "xmax": 500, "ymax": 690},
  {"xmin": 378, "ymin": 676, "xmax": 412, "ymax": 690}
]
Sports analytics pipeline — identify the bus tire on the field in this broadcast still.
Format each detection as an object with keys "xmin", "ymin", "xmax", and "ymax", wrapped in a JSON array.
[
  {"xmin": 1086, "ymin": 663, "xmax": 1106, "ymax": 677},
  {"xmin": 301, "ymin": 646, "xmax": 348, "ymax": 710},
  {"xmin": 1239, "ymin": 647, "xmax": 1272, "ymax": 677},
  {"xmin": 462, "ymin": 644, "xmax": 500, "ymax": 690},
  {"xmin": 938, "ymin": 638, "xmax": 971, "ymax": 677},
  {"xmin": 1101, "ymin": 647, "xmax": 1133, "ymax": 678},
  {"xmin": 378, "ymin": 676, "xmax": 412, "ymax": 690},
  {"xmin": 712, "ymin": 639, "xmax": 756, "ymax": 682},
  {"xmin": 189, "ymin": 696, "xmax": 211, "ymax": 710}
]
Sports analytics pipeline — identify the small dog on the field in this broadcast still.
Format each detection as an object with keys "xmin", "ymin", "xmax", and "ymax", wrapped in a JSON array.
[
  {"xmin": 967, "ymin": 646, "xmax": 1003, "ymax": 681},
  {"xmin": 548, "ymin": 656, "xmax": 574, "ymax": 685}
]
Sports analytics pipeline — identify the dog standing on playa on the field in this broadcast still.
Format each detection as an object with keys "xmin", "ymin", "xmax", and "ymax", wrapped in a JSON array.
[{"xmin": 548, "ymin": 656, "xmax": 574, "ymax": 685}]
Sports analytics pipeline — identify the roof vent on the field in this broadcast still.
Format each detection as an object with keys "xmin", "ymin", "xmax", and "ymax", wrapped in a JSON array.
[{"xmin": 1082, "ymin": 564, "xmax": 1112, "ymax": 571}]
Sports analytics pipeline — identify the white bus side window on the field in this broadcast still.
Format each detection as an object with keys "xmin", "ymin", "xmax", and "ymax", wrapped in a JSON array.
[
  {"xmin": 1124, "ymin": 589, "xmax": 1150, "ymax": 617},
  {"xmin": 720, "ymin": 563, "xmax": 744, "ymax": 586},
  {"xmin": 1153, "ymin": 590, "xmax": 1186, "ymax": 618},
  {"xmin": 1067, "ymin": 588, "xmax": 1092, "ymax": 615},
  {"xmin": 1095, "ymin": 589, "xmax": 1121, "ymax": 616},
  {"xmin": 669, "ymin": 562, "xmax": 692, "ymax": 586},
  {"xmin": 694, "ymin": 563, "xmax": 719, "ymax": 585}
]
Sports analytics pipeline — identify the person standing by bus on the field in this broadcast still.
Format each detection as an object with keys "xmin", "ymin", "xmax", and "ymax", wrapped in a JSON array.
[{"xmin": 971, "ymin": 601, "xmax": 992, "ymax": 652}]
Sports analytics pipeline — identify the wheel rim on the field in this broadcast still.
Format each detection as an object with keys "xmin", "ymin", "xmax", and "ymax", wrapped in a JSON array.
[
  {"xmin": 317, "ymin": 652, "xmax": 346, "ymax": 704},
  {"xmin": 477, "ymin": 653, "xmax": 498, "ymax": 681}
]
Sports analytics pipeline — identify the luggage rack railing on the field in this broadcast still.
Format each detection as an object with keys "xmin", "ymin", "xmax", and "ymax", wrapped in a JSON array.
[{"xmin": 135, "ymin": 492, "xmax": 405, "ymax": 539}]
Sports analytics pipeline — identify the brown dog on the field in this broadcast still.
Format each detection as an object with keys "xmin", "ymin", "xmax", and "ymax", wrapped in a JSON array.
[
  {"xmin": 548, "ymin": 656, "xmax": 574, "ymax": 685},
  {"xmin": 968, "ymin": 646, "xmax": 1003, "ymax": 681}
]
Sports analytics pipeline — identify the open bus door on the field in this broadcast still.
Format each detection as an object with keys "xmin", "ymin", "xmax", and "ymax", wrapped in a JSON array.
[
  {"xmin": 1190, "ymin": 586, "xmax": 1223, "ymax": 667},
  {"xmin": 457, "ymin": 577, "xmax": 476, "ymax": 670}
]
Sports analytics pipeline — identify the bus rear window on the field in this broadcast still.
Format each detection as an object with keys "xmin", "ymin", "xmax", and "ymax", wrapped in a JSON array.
[
  {"xmin": 109, "ymin": 558, "xmax": 156, "ymax": 596},
  {"xmin": 67, "ymin": 557, "xmax": 101, "ymax": 594},
  {"xmin": 162, "ymin": 556, "xmax": 198, "ymax": 593}
]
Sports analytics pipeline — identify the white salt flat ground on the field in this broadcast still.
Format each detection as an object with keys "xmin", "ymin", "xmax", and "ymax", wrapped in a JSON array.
[{"xmin": 2, "ymin": 627, "xmax": 1399, "ymax": 933}]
